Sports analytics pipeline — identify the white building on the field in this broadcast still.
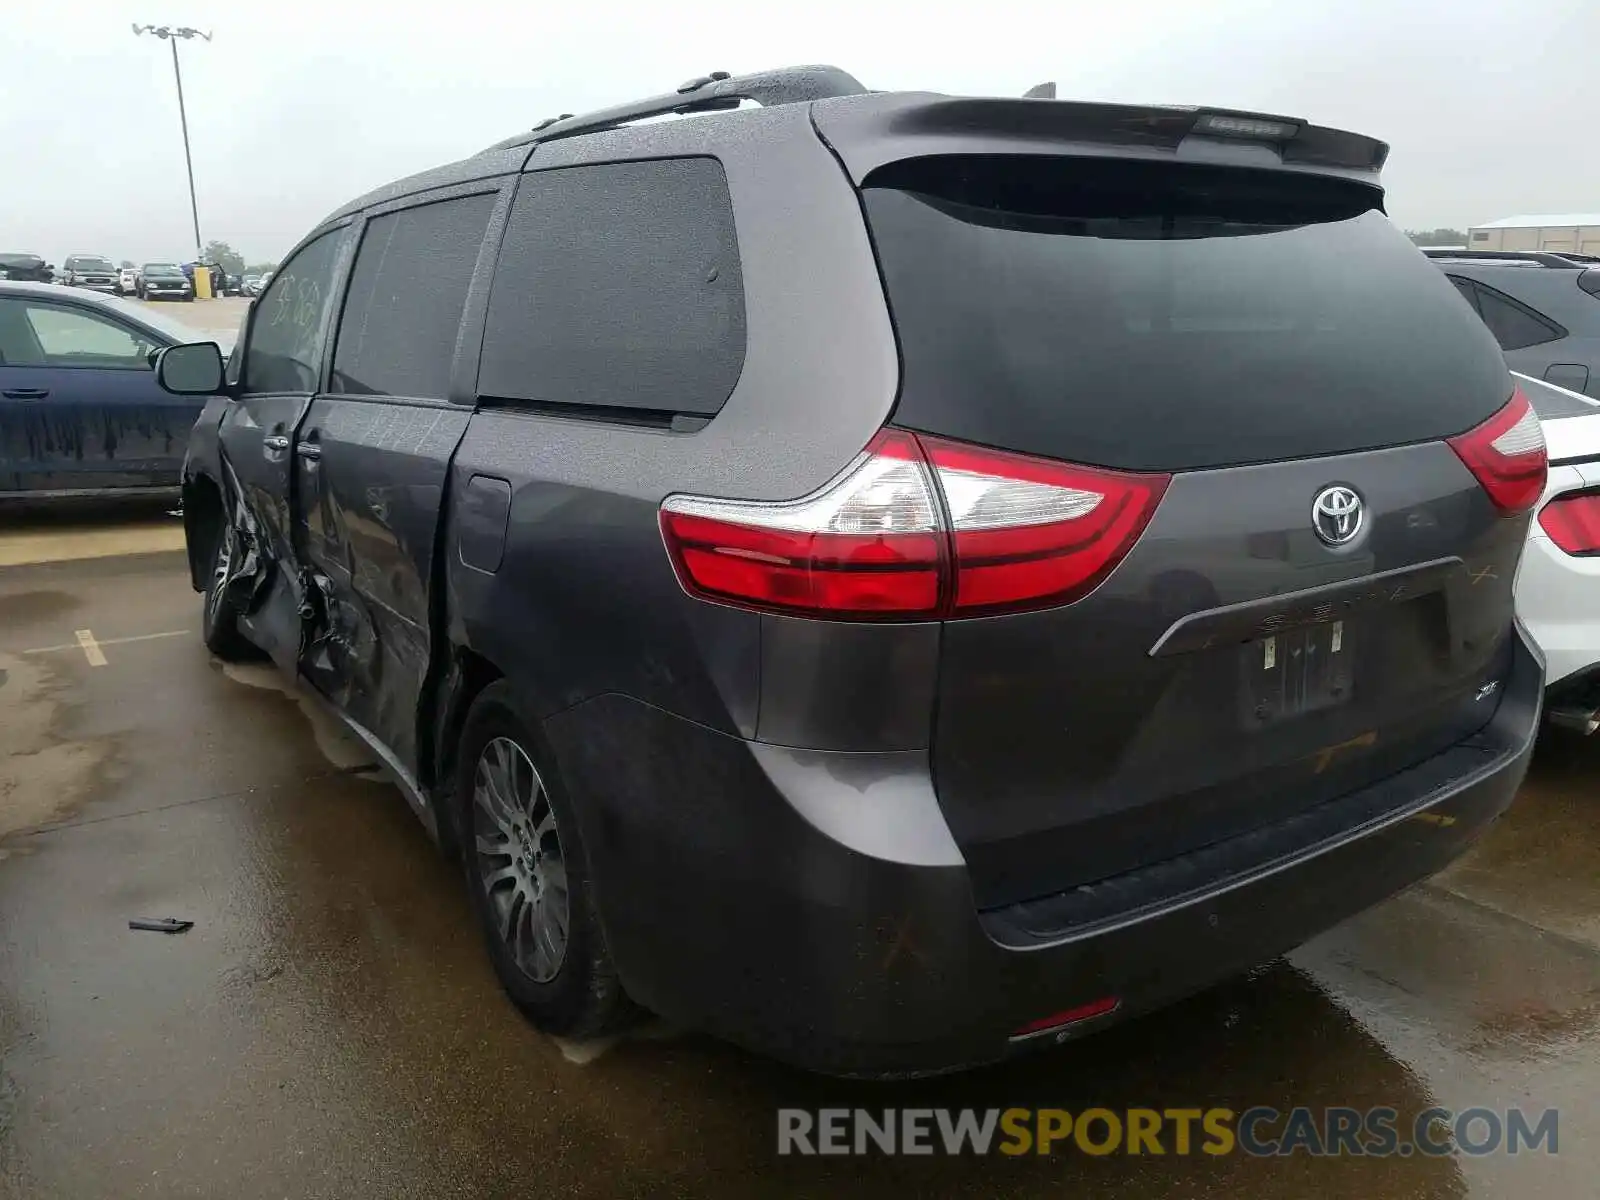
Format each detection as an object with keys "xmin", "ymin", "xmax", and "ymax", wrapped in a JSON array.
[{"xmin": 1467, "ymin": 214, "xmax": 1600, "ymax": 255}]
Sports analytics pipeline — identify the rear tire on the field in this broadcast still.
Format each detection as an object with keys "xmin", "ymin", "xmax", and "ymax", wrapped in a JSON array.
[
  {"xmin": 201, "ymin": 522, "xmax": 254, "ymax": 661},
  {"xmin": 455, "ymin": 681, "xmax": 629, "ymax": 1039}
]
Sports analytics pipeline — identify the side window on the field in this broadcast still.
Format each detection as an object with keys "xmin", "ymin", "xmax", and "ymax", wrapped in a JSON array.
[
  {"xmin": 1471, "ymin": 282, "xmax": 1565, "ymax": 352},
  {"xmin": 0, "ymin": 299, "xmax": 46, "ymax": 364},
  {"xmin": 243, "ymin": 227, "xmax": 349, "ymax": 394},
  {"xmin": 332, "ymin": 191, "xmax": 496, "ymax": 399},
  {"xmin": 5, "ymin": 301, "xmax": 156, "ymax": 369},
  {"xmin": 478, "ymin": 157, "xmax": 746, "ymax": 417}
]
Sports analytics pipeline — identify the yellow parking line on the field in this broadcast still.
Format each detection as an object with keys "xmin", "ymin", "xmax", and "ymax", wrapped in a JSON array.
[
  {"xmin": 74, "ymin": 629, "xmax": 108, "ymax": 667},
  {"xmin": 22, "ymin": 629, "xmax": 191, "ymax": 656},
  {"xmin": 0, "ymin": 523, "xmax": 185, "ymax": 567}
]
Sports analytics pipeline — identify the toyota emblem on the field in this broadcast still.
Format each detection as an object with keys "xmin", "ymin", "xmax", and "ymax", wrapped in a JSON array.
[{"xmin": 1312, "ymin": 485, "xmax": 1364, "ymax": 546}]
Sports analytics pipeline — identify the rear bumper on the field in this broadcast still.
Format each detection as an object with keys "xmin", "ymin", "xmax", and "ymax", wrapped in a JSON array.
[
  {"xmin": 1516, "ymin": 532, "xmax": 1600, "ymax": 688},
  {"xmin": 546, "ymin": 626, "xmax": 1541, "ymax": 1077}
]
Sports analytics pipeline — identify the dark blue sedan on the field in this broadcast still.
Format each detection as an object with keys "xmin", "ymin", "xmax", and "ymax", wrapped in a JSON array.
[{"xmin": 0, "ymin": 281, "xmax": 232, "ymax": 498}]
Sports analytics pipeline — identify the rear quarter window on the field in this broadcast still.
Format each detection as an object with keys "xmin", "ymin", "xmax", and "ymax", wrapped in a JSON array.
[
  {"xmin": 477, "ymin": 157, "xmax": 746, "ymax": 418},
  {"xmin": 1465, "ymin": 281, "xmax": 1565, "ymax": 351},
  {"xmin": 863, "ymin": 156, "xmax": 1512, "ymax": 471}
]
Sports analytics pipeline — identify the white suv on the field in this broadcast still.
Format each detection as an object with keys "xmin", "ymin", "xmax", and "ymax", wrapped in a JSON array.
[{"xmin": 1515, "ymin": 372, "xmax": 1600, "ymax": 730}]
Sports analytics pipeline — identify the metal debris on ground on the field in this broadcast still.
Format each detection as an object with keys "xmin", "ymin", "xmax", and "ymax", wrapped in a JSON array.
[{"xmin": 127, "ymin": 917, "xmax": 194, "ymax": 934}]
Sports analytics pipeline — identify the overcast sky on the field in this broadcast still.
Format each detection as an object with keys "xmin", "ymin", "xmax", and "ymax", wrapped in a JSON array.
[{"xmin": 3, "ymin": 0, "xmax": 1595, "ymax": 265}]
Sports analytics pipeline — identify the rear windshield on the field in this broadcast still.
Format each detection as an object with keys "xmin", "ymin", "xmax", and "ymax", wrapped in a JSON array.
[{"xmin": 862, "ymin": 157, "xmax": 1510, "ymax": 472}]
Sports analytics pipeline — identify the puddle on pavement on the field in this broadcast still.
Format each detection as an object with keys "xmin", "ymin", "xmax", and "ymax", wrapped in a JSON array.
[
  {"xmin": 0, "ymin": 589, "xmax": 81, "ymax": 626},
  {"xmin": 1434, "ymin": 747, "xmax": 1600, "ymax": 951},
  {"xmin": 0, "ymin": 652, "xmax": 113, "ymax": 841},
  {"xmin": 218, "ymin": 662, "xmax": 385, "ymax": 780}
]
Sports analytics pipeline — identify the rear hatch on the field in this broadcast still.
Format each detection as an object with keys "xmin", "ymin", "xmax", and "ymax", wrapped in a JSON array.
[{"xmin": 855, "ymin": 148, "xmax": 1534, "ymax": 909}]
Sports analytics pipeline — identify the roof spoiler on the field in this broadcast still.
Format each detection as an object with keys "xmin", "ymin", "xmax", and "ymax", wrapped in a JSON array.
[{"xmin": 813, "ymin": 95, "xmax": 1390, "ymax": 184}]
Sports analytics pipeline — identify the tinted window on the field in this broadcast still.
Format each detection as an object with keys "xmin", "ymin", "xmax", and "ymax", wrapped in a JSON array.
[
  {"xmin": 1470, "ymin": 282, "xmax": 1565, "ymax": 351},
  {"xmin": 863, "ymin": 156, "xmax": 1511, "ymax": 472},
  {"xmin": 1448, "ymin": 275, "xmax": 1481, "ymax": 313},
  {"xmin": 243, "ymin": 227, "xmax": 349, "ymax": 394},
  {"xmin": 332, "ymin": 192, "xmax": 496, "ymax": 399},
  {"xmin": 0, "ymin": 300, "xmax": 157, "ymax": 368},
  {"xmin": 479, "ymin": 158, "xmax": 745, "ymax": 416}
]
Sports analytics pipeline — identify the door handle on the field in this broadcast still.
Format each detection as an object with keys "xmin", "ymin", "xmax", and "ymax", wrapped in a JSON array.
[
  {"xmin": 263, "ymin": 434, "xmax": 290, "ymax": 452},
  {"xmin": 296, "ymin": 443, "xmax": 322, "ymax": 461},
  {"xmin": 2, "ymin": 388, "xmax": 50, "ymax": 400}
]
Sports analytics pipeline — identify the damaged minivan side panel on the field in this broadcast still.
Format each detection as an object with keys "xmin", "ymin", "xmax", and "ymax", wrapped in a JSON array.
[
  {"xmin": 202, "ymin": 224, "xmax": 355, "ymax": 674},
  {"xmin": 293, "ymin": 184, "xmax": 508, "ymax": 800},
  {"xmin": 182, "ymin": 179, "xmax": 516, "ymax": 842}
]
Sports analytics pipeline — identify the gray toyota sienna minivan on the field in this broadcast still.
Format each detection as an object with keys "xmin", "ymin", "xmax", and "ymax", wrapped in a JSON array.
[{"xmin": 157, "ymin": 66, "xmax": 1544, "ymax": 1076}]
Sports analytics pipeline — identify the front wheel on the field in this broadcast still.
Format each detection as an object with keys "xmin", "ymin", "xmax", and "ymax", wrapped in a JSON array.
[
  {"xmin": 456, "ymin": 682, "xmax": 629, "ymax": 1039},
  {"xmin": 201, "ymin": 522, "xmax": 254, "ymax": 660}
]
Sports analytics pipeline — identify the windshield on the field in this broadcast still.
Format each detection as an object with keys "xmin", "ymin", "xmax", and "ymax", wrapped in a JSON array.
[
  {"xmin": 143, "ymin": 263, "xmax": 183, "ymax": 275},
  {"xmin": 863, "ymin": 155, "xmax": 1512, "ymax": 471},
  {"xmin": 76, "ymin": 258, "xmax": 114, "ymax": 272}
]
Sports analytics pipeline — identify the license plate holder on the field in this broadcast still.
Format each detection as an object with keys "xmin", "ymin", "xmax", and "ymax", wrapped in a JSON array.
[{"xmin": 1242, "ymin": 620, "xmax": 1353, "ymax": 725}]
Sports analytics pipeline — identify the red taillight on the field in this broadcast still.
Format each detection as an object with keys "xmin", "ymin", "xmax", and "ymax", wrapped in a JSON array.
[
  {"xmin": 920, "ymin": 437, "xmax": 1170, "ymax": 614},
  {"xmin": 659, "ymin": 430, "xmax": 1171, "ymax": 620},
  {"xmin": 1538, "ymin": 491, "xmax": 1600, "ymax": 555},
  {"xmin": 659, "ymin": 430, "xmax": 946, "ymax": 619},
  {"xmin": 1011, "ymin": 996, "xmax": 1122, "ymax": 1040},
  {"xmin": 1447, "ymin": 386, "xmax": 1547, "ymax": 515}
]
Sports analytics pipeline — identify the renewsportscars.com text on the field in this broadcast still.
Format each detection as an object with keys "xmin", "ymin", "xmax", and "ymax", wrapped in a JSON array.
[{"xmin": 777, "ymin": 1106, "xmax": 1559, "ymax": 1158}]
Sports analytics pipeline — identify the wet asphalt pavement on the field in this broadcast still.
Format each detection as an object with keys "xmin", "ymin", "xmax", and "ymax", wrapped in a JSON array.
[{"xmin": 0, "ymin": 507, "xmax": 1596, "ymax": 1198}]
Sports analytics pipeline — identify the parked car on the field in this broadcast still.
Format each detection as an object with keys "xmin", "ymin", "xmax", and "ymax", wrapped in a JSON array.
[
  {"xmin": 1508, "ymin": 372, "xmax": 1600, "ymax": 731},
  {"xmin": 157, "ymin": 66, "xmax": 1543, "ymax": 1077},
  {"xmin": 0, "ymin": 253, "xmax": 56, "ymax": 284},
  {"xmin": 116, "ymin": 266, "xmax": 140, "ymax": 295},
  {"xmin": 240, "ymin": 273, "xmax": 264, "ymax": 297},
  {"xmin": 0, "ymin": 281, "xmax": 219, "ymax": 497},
  {"xmin": 137, "ymin": 263, "xmax": 194, "ymax": 301},
  {"xmin": 60, "ymin": 253, "xmax": 118, "ymax": 291},
  {"xmin": 1426, "ymin": 249, "xmax": 1600, "ymax": 396}
]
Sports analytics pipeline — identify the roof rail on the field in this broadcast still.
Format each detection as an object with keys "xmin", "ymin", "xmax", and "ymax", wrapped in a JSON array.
[
  {"xmin": 480, "ymin": 64, "xmax": 867, "ymax": 153},
  {"xmin": 1421, "ymin": 248, "xmax": 1582, "ymax": 268}
]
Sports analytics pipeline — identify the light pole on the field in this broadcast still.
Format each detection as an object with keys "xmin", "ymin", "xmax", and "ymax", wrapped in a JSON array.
[{"xmin": 132, "ymin": 24, "xmax": 212, "ymax": 264}]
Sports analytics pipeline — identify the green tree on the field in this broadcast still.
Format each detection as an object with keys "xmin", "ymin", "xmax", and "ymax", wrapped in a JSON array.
[
  {"xmin": 1406, "ymin": 228, "xmax": 1469, "ymax": 247},
  {"xmin": 201, "ymin": 240, "xmax": 246, "ymax": 274}
]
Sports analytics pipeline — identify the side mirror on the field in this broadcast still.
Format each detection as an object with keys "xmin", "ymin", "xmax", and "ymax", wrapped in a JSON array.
[{"xmin": 156, "ymin": 342, "xmax": 226, "ymax": 395}]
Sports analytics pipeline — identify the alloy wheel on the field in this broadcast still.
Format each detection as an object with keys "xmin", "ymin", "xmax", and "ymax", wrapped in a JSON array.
[
  {"xmin": 471, "ymin": 736, "xmax": 570, "ymax": 983},
  {"xmin": 208, "ymin": 524, "xmax": 234, "ymax": 623}
]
